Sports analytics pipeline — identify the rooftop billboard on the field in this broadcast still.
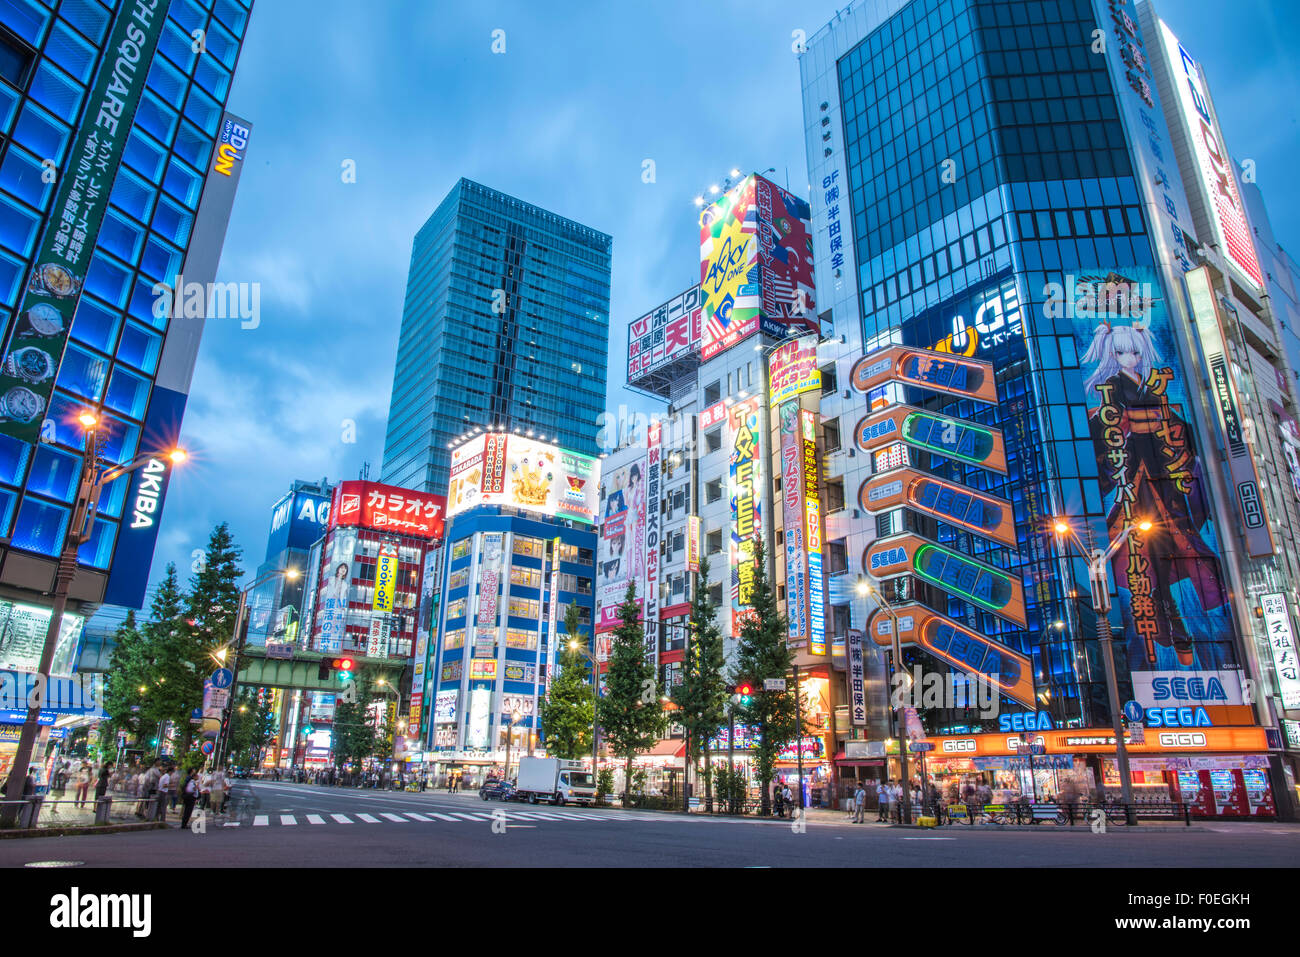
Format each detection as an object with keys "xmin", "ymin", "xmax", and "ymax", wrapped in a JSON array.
[
  {"xmin": 448, "ymin": 434, "xmax": 600, "ymax": 524},
  {"xmin": 330, "ymin": 480, "xmax": 445, "ymax": 540}
]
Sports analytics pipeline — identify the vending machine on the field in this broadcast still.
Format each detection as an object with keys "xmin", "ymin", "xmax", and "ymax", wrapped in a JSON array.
[
  {"xmin": 1173, "ymin": 769, "xmax": 1213, "ymax": 816},
  {"xmin": 1241, "ymin": 768, "xmax": 1275, "ymax": 817},
  {"xmin": 1208, "ymin": 768, "xmax": 1248, "ymax": 816}
]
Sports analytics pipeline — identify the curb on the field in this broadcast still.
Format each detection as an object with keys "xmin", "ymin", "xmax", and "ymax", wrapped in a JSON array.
[{"xmin": 0, "ymin": 821, "xmax": 169, "ymax": 840}]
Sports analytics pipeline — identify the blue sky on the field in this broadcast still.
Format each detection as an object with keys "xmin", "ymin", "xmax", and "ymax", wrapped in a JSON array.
[{"xmin": 133, "ymin": 0, "xmax": 1300, "ymax": 604}]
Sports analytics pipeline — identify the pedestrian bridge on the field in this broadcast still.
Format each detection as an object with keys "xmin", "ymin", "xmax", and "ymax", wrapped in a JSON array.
[{"xmin": 235, "ymin": 647, "xmax": 406, "ymax": 693}]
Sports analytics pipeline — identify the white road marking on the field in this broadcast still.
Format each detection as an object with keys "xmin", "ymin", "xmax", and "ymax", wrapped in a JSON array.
[
  {"xmin": 330, "ymin": 814, "xmax": 352, "ymax": 824},
  {"xmin": 356, "ymin": 814, "xmax": 380, "ymax": 823},
  {"xmin": 404, "ymin": 812, "xmax": 432, "ymax": 821},
  {"xmin": 306, "ymin": 815, "xmax": 325, "ymax": 825},
  {"xmin": 451, "ymin": 813, "xmax": 484, "ymax": 821},
  {"xmin": 428, "ymin": 813, "xmax": 459, "ymax": 822},
  {"xmin": 280, "ymin": 815, "xmax": 296, "ymax": 826},
  {"xmin": 380, "ymin": 813, "xmax": 408, "ymax": 822},
  {"xmin": 252, "ymin": 815, "xmax": 269, "ymax": 827}
]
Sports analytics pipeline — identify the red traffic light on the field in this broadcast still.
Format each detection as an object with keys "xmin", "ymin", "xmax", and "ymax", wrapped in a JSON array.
[
  {"xmin": 332, "ymin": 657, "xmax": 355, "ymax": 671},
  {"xmin": 736, "ymin": 683, "xmax": 753, "ymax": 696}
]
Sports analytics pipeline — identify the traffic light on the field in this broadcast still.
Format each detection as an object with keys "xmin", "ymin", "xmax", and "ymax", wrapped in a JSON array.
[
  {"xmin": 333, "ymin": 657, "xmax": 355, "ymax": 681},
  {"xmin": 736, "ymin": 682, "xmax": 753, "ymax": 707}
]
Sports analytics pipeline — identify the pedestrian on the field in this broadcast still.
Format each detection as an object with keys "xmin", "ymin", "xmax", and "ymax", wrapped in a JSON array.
[
  {"xmin": 74, "ymin": 762, "xmax": 92, "ymax": 809},
  {"xmin": 94, "ymin": 761, "xmax": 112, "ymax": 809},
  {"xmin": 210, "ymin": 767, "xmax": 227, "ymax": 815},
  {"xmin": 180, "ymin": 769, "xmax": 199, "ymax": 828},
  {"xmin": 783, "ymin": 783, "xmax": 794, "ymax": 815},
  {"xmin": 200, "ymin": 769, "xmax": 212, "ymax": 810},
  {"xmin": 773, "ymin": 780, "xmax": 785, "ymax": 818},
  {"xmin": 875, "ymin": 781, "xmax": 888, "ymax": 821},
  {"xmin": 853, "ymin": 781, "xmax": 867, "ymax": 823},
  {"xmin": 155, "ymin": 765, "xmax": 173, "ymax": 821}
]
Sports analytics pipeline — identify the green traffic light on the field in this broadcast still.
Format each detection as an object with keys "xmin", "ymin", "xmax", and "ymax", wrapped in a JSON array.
[{"xmin": 339, "ymin": 671, "xmax": 351, "ymax": 681}]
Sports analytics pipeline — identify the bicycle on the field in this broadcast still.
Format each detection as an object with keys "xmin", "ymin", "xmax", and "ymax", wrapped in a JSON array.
[{"xmin": 224, "ymin": 785, "xmax": 260, "ymax": 827}]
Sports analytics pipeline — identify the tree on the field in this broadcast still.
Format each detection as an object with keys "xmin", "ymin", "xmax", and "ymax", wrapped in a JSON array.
[
  {"xmin": 136, "ymin": 564, "xmax": 201, "ymax": 764},
  {"xmin": 102, "ymin": 611, "xmax": 149, "ymax": 741},
  {"xmin": 597, "ymin": 582, "xmax": 666, "ymax": 803},
  {"xmin": 670, "ymin": 555, "xmax": 728, "ymax": 811},
  {"xmin": 227, "ymin": 689, "xmax": 275, "ymax": 768},
  {"xmin": 540, "ymin": 603, "xmax": 596, "ymax": 759},
  {"xmin": 184, "ymin": 523, "xmax": 244, "ymax": 763},
  {"xmin": 732, "ymin": 537, "xmax": 800, "ymax": 815},
  {"xmin": 332, "ymin": 671, "xmax": 378, "ymax": 769}
]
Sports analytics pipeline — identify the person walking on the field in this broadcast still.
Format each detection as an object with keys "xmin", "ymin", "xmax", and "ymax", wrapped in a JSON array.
[
  {"xmin": 773, "ymin": 780, "xmax": 784, "ymax": 818},
  {"xmin": 180, "ymin": 769, "xmax": 199, "ymax": 828},
  {"xmin": 199, "ymin": 769, "xmax": 212, "ymax": 810},
  {"xmin": 74, "ymin": 762, "xmax": 92, "ymax": 809},
  {"xmin": 783, "ymin": 783, "xmax": 795, "ymax": 816},
  {"xmin": 876, "ymin": 781, "xmax": 888, "ymax": 822},
  {"xmin": 155, "ymin": 766, "xmax": 173, "ymax": 821},
  {"xmin": 852, "ymin": 781, "xmax": 867, "ymax": 823},
  {"xmin": 94, "ymin": 761, "xmax": 112, "ymax": 814},
  {"xmin": 210, "ymin": 767, "xmax": 227, "ymax": 816}
]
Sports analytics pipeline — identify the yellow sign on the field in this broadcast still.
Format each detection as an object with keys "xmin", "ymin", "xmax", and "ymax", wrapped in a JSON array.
[{"xmin": 373, "ymin": 543, "xmax": 398, "ymax": 612}]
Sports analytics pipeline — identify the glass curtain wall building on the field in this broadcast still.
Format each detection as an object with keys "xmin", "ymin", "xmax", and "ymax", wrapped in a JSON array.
[
  {"xmin": 381, "ymin": 179, "xmax": 612, "ymax": 495},
  {"xmin": 803, "ymin": 0, "xmax": 1272, "ymax": 736},
  {"xmin": 0, "ymin": 0, "xmax": 253, "ymax": 612}
]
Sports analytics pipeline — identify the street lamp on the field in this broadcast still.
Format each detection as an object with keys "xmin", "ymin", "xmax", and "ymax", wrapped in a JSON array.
[
  {"xmin": 856, "ymin": 577, "xmax": 912, "ymax": 825},
  {"xmin": 0, "ymin": 411, "xmax": 186, "ymax": 826},
  {"xmin": 1052, "ymin": 516, "xmax": 1152, "ymax": 826},
  {"xmin": 213, "ymin": 565, "xmax": 300, "ymax": 769}
]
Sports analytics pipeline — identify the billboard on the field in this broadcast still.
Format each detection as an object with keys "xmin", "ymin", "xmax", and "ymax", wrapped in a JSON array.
[
  {"xmin": 767, "ymin": 336, "xmax": 821, "ymax": 407},
  {"xmin": 448, "ymin": 434, "xmax": 600, "ymax": 524},
  {"xmin": 0, "ymin": 1, "xmax": 172, "ymax": 442},
  {"xmin": 433, "ymin": 689, "xmax": 458, "ymax": 725},
  {"xmin": 0, "ymin": 601, "xmax": 84, "ymax": 675},
  {"xmin": 627, "ymin": 285, "xmax": 702, "ymax": 380},
  {"xmin": 313, "ymin": 528, "xmax": 356, "ymax": 653},
  {"xmin": 801, "ymin": 409, "xmax": 826, "ymax": 655},
  {"xmin": 699, "ymin": 173, "xmax": 816, "ymax": 361},
  {"xmin": 687, "ymin": 516, "xmax": 700, "ymax": 574},
  {"xmin": 854, "ymin": 405, "xmax": 1008, "ymax": 474},
  {"xmin": 1261, "ymin": 594, "xmax": 1300, "ymax": 710},
  {"xmin": 1155, "ymin": 20, "xmax": 1264, "ymax": 290},
  {"xmin": 779, "ymin": 402, "xmax": 807, "ymax": 649},
  {"xmin": 1070, "ymin": 266, "xmax": 1236, "ymax": 672},
  {"xmin": 373, "ymin": 542, "xmax": 399, "ymax": 612},
  {"xmin": 332, "ymin": 481, "xmax": 444, "ymax": 540},
  {"xmin": 850, "ymin": 345, "xmax": 998, "ymax": 405},
  {"xmin": 858, "ymin": 468, "xmax": 1017, "ymax": 547},
  {"xmin": 596, "ymin": 456, "xmax": 646, "ymax": 631},
  {"xmin": 644, "ymin": 422, "xmax": 661, "ymax": 667},
  {"xmin": 266, "ymin": 489, "xmax": 331, "ymax": 559},
  {"xmin": 729, "ymin": 397, "xmax": 763, "ymax": 635}
]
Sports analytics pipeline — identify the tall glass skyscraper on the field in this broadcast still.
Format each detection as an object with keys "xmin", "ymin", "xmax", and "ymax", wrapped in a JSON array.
[
  {"xmin": 0, "ymin": 0, "xmax": 254, "ymax": 614},
  {"xmin": 804, "ymin": 0, "xmax": 1298, "ymax": 811},
  {"xmin": 381, "ymin": 178, "xmax": 612, "ymax": 494}
]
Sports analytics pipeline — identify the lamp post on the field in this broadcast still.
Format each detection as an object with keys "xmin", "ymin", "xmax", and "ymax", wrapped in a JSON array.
[
  {"xmin": 0, "ymin": 410, "xmax": 186, "ymax": 826},
  {"xmin": 1053, "ymin": 516, "xmax": 1151, "ymax": 827},
  {"xmin": 856, "ymin": 578, "xmax": 911, "ymax": 825},
  {"xmin": 213, "ymin": 565, "xmax": 300, "ymax": 770}
]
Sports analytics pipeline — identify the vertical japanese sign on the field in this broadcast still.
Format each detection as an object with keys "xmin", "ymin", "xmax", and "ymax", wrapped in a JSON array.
[
  {"xmin": 686, "ymin": 515, "xmax": 700, "ymax": 574},
  {"xmin": 779, "ymin": 401, "xmax": 807, "ymax": 647},
  {"xmin": 1262, "ymin": 594, "xmax": 1300, "ymax": 710},
  {"xmin": 0, "ymin": 0, "xmax": 173, "ymax": 440},
  {"xmin": 373, "ymin": 542, "xmax": 398, "ymax": 611},
  {"xmin": 801, "ymin": 409, "xmax": 826, "ymax": 655},
  {"xmin": 729, "ymin": 397, "xmax": 762, "ymax": 636},
  {"xmin": 644, "ymin": 422, "xmax": 661, "ymax": 667},
  {"xmin": 545, "ymin": 536, "xmax": 561, "ymax": 686},
  {"xmin": 1184, "ymin": 266, "xmax": 1272, "ymax": 556},
  {"xmin": 477, "ymin": 532, "xmax": 503, "ymax": 657},
  {"xmin": 847, "ymin": 629, "xmax": 866, "ymax": 726}
]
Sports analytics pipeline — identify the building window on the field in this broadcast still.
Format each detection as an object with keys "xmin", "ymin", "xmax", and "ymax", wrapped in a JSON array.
[
  {"xmin": 706, "ymin": 529, "xmax": 723, "ymax": 555},
  {"xmin": 509, "ymin": 567, "xmax": 541, "ymax": 589},
  {"xmin": 505, "ymin": 629, "xmax": 537, "ymax": 650},
  {"xmin": 824, "ymin": 418, "xmax": 841, "ymax": 452},
  {"xmin": 706, "ymin": 479, "xmax": 722, "ymax": 503},
  {"xmin": 827, "ymin": 540, "xmax": 848, "ymax": 575},
  {"xmin": 826, "ymin": 479, "xmax": 845, "ymax": 513},
  {"xmin": 513, "ymin": 537, "xmax": 544, "ymax": 559},
  {"xmin": 820, "ymin": 364, "xmax": 838, "ymax": 394},
  {"xmin": 0, "ymin": 27, "xmax": 35, "ymax": 89},
  {"xmin": 705, "ymin": 429, "xmax": 722, "ymax": 453},
  {"xmin": 704, "ymin": 381, "xmax": 721, "ymax": 405},
  {"xmin": 709, "ymin": 583, "xmax": 723, "ymax": 607},
  {"xmin": 508, "ymin": 596, "xmax": 540, "ymax": 619}
]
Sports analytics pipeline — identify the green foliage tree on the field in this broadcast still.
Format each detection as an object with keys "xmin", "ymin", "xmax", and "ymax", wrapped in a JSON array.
[
  {"xmin": 332, "ymin": 671, "xmax": 378, "ymax": 769},
  {"xmin": 732, "ymin": 537, "xmax": 800, "ymax": 815},
  {"xmin": 227, "ymin": 689, "xmax": 275, "ymax": 768},
  {"xmin": 136, "ymin": 564, "xmax": 200, "ymax": 764},
  {"xmin": 597, "ymin": 582, "xmax": 666, "ymax": 804},
  {"xmin": 540, "ymin": 603, "xmax": 595, "ymax": 759},
  {"xmin": 102, "ymin": 610, "xmax": 149, "ymax": 741},
  {"xmin": 670, "ymin": 555, "xmax": 728, "ymax": 811},
  {"xmin": 182, "ymin": 523, "xmax": 244, "ymax": 764}
]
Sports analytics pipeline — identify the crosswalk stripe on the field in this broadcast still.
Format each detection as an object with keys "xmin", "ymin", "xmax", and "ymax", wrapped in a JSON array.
[
  {"xmin": 551, "ymin": 813, "xmax": 589, "ymax": 820},
  {"xmin": 253, "ymin": 815, "xmax": 269, "ymax": 827},
  {"xmin": 451, "ymin": 812, "xmax": 489, "ymax": 821},
  {"xmin": 511, "ymin": 812, "xmax": 546, "ymax": 820},
  {"xmin": 280, "ymin": 815, "xmax": 296, "ymax": 825},
  {"xmin": 404, "ymin": 812, "xmax": 432, "ymax": 821},
  {"xmin": 306, "ymin": 814, "xmax": 325, "ymax": 824},
  {"xmin": 380, "ymin": 813, "xmax": 408, "ymax": 822},
  {"xmin": 528, "ymin": 812, "xmax": 564, "ymax": 820},
  {"xmin": 331, "ymin": 813, "xmax": 353, "ymax": 824},
  {"xmin": 356, "ymin": 813, "xmax": 380, "ymax": 823},
  {"xmin": 428, "ymin": 813, "xmax": 459, "ymax": 822}
]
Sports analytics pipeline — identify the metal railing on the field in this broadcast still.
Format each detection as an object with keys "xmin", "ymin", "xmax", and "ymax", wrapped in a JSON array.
[{"xmin": 936, "ymin": 800, "xmax": 1194, "ymax": 827}]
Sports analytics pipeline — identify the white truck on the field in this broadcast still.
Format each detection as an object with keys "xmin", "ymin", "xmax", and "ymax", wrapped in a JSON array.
[{"xmin": 515, "ymin": 756, "xmax": 596, "ymax": 806}]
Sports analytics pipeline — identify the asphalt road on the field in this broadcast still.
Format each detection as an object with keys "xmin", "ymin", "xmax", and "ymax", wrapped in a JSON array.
[{"xmin": 2, "ymin": 781, "xmax": 1297, "ymax": 867}]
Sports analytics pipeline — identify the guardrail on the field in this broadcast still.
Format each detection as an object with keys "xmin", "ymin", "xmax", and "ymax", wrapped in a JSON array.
[{"xmin": 936, "ymin": 800, "xmax": 1193, "ymax": 826}]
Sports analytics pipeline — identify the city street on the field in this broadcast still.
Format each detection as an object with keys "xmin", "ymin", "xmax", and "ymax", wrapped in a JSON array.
[{"xmin": 1, "ymin": 782, "xmax": 1296, "ymax": 867}]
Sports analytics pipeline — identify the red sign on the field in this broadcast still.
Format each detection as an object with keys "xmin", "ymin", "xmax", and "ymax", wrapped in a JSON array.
[{"xmin": 332, "ymin": 481, "xmax": 445, "ymax": 540}]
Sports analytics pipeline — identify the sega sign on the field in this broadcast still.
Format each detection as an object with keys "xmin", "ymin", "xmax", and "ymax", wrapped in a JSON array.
[
  {"xmin": 998, "ymin": 711, "xmax": 1053, "ymax": 733},
  {"xmin": 868, "ymin": 545, "xmax": 908, "ymax": 572},
  {"xmin": 1144, "ymin": 706, "xmax": 1212, "ymax": 728},
  {"xmin": 1132, "ymin": 670, "xmax": 1243, "ymax": 708}
]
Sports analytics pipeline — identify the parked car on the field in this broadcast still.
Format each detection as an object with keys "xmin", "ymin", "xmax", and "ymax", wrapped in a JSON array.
[{"xmin": 479, "ymin": 779, "xmax": 516, "ymax": 802}]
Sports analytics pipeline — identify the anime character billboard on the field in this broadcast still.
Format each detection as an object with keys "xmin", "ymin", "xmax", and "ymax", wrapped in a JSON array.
[{"xmin": 1066, "ymin": 267, "xmax": 1237, "ymax": 673}]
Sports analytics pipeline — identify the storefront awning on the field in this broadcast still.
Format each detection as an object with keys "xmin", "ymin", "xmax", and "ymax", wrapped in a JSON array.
[{"xmin": 645, "ymin": 740, "xmax": 686, "ymax": 758}]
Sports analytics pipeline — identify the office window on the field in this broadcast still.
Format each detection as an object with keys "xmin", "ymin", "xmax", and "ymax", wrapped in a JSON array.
[
  {"xmin": 826, "ymin": 478, "xmax": 846, "ymax": 513},
  {"xmin": 706, "ymin": 429, "xmax": 722, "ymax": 453},
  {"xmin": 820, "ymin": 364, "xmax": 838, "ymax": 394},
  {"xmin": 706, "ymin": 529, "xmax": 723, "ymax": 555},
  {"xmin": 0, "ymin": 27, "xmax": 35, "ymax": 89},
  {"xmin": 704, "ymin": 381, "xmax": 721, "ymax": 405},
  {"xmin": 824, "ymin": 418, "xmax": 841, "ymax": 452},
  {"xmin": 705, "ymin": 479, "xmax": 722, "ymax": 503},
  {"xmin": 827, "ymin": 539, "xmax": 848, "ymax": 575}
]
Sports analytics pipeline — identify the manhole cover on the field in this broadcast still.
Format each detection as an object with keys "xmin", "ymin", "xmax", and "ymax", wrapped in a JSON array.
[{"xmin": 25, "ymin": 861, "xmax": 85, "ymax": 868}]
